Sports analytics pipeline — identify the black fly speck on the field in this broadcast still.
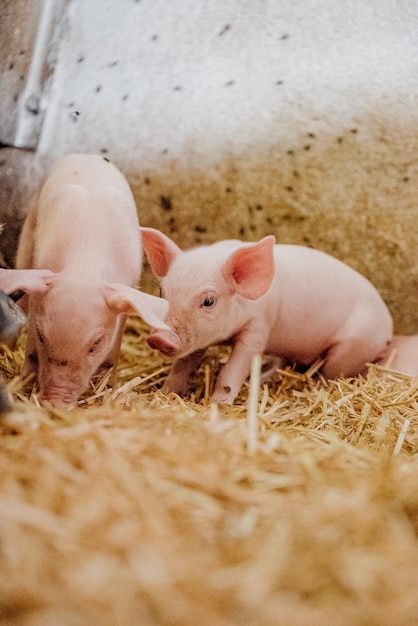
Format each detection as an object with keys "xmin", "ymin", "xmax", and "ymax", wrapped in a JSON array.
[
  {"xmin": 218, "ymin": 24, "xmax": 231, "ymax": 36},
  {"xmin": 160, "ymin": 196, "xmax": 172, "ymax": 211}
]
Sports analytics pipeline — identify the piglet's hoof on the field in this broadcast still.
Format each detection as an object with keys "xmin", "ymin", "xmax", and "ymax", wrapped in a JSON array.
[{"xmin": 210, "ymin": 385, "xmax": 234, "ymax": 405}]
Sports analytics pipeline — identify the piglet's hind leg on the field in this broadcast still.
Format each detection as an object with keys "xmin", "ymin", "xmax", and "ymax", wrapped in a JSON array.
[{"xmin": 322, "ymin": 334, "xmax": 391, "ymax": 380}]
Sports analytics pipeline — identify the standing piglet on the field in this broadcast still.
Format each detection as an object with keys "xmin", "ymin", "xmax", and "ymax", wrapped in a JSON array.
[
  {"xmin": 6, "ymin": 154, "xmax": 169, "ymax": 407},
  {"xmin": 142, "ymin": 228, "xmax": 393, "ymax": 404}
]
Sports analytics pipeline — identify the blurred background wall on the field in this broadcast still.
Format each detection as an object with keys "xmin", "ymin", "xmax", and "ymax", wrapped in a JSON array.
[{"xmin": 1, "ymin": 0, "xmax": 418, "ymax": 331}]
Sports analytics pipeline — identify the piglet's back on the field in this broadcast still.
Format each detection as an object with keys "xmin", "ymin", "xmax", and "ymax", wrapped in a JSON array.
[
  {"xmin": 43, "ymin": 154, "xmax": 133, "ymax": 196},
  {"xmin": 34, "ymin": 154, "xmax": 141, "ymax": 284}
]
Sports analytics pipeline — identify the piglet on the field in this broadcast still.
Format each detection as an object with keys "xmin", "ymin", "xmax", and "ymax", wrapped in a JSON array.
[
  {"xmin": 142, "ymin": 229, "xmax": 393, "ymax": 404},
  {"xmin": 7, "ymin": 154, "xmax": 169, "ymax": 407}
]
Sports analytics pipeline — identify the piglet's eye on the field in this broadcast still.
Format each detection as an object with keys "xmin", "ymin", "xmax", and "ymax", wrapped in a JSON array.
[
  {"xmin": 202, "ymin": 296, "xmax": 216, "ymax": 308},
  {"xmin": 89, "ymin": 336, "xmax": 104, "ymax": 354}
]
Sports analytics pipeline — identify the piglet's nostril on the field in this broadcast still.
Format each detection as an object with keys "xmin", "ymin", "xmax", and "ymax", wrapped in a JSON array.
[{"xmin": 147, "ymin": 336, "xmax": 160, "ymax": 351}]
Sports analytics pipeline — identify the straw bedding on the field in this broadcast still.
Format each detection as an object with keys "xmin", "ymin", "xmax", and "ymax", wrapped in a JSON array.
[{"xmin": 1, "ymin": 318, "xmax": 418, "ymax": 626}]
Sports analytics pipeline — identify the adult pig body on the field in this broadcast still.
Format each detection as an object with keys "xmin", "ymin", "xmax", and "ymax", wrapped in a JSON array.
[
  {"xmin": 142, "ymin": 230, "xmax": 393, "ymax": 404},
  {"xmin": 13, "ymin": 154, "xmax": 168, "ymax": 406}
]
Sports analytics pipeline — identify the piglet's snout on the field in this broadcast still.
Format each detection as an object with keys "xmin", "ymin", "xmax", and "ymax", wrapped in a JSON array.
[{"xmin": 147, "ymin": 330, "xmax": 180, "ymax": 357}]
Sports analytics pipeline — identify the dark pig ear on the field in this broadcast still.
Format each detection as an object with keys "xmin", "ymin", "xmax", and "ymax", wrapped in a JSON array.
[
  {"xmin": 0, "ymin": 269, "xmax": 55, "ymax": 296},
  {"xmin": 222, "ymin": 236, "xmax": 276, "ymax": 300},
  {"xmin": 0, "ymin": 291, "xmax": 26, "ymax": 349},
  {"xmin": 141, "ymin": 228, "xmax": 182, "ymax": 278}
]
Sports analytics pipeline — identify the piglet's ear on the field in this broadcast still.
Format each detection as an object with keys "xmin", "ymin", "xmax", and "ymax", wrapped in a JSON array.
[
  {"xmin": 103, "ymin": 283, "xmax": 170, "ymax": 331},
  {"xmin": 222, "ymin": 236, "xmax": 276, "ymax": 300},
  {"xmin": 141, "ymin": 227, "xmax": 181, "ymax": 278},
  {"xmin": 0, "ymin": 268, "xmax": 55, "ymax": 296}
]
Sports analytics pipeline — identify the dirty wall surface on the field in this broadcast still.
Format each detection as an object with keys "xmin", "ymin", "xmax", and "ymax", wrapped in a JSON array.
[{"xmin": 1, "ymin": 0, "xmax": 418, "ymax": 331}]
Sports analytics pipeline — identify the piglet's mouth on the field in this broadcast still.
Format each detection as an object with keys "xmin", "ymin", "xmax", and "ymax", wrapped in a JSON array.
[
  {"xmin": 39, "ymin": 388, "xmax": 80, "ymax": 408},
  {"xmin": 147, "ymin": 330, "xmax": 181, "ymax": 357}
]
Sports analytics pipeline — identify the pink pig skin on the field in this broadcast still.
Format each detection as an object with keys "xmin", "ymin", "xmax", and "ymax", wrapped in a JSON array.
[
  {"xmin": 375, "ymin": 335, "xmax": 418, "ymax": 377},
  {"xmin": 6, "ymin": 154, "xmax": 169, "ymax": 407},
  {"xmin": 142, "ymin": 228, "xmax": 393, "ymax": 404}
]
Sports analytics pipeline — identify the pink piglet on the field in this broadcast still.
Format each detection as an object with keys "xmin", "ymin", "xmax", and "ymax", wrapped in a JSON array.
[
  {"xmin": 142, "ymin": 228, "xmax": 393, "ymax": 404},
  {"xmin": 6, "ymin": 154, "xmax": 169, "ymax": 407}
]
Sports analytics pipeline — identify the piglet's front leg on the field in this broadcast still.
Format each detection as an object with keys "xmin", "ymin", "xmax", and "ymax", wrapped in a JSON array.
[
  {"xmin": 210, "ymin": 330, "xmax": 267, "ymax": 405},
  {"xmin": 22, "ymin": 320, "xmax": 38, "ymax": 379},
  {"xmin": 97, "ymin": 316, "xmax": 126, "ymax": 388},
  {"xmin": 163, "ymin": 350, "xmax": 205, "ymax": 397}
]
